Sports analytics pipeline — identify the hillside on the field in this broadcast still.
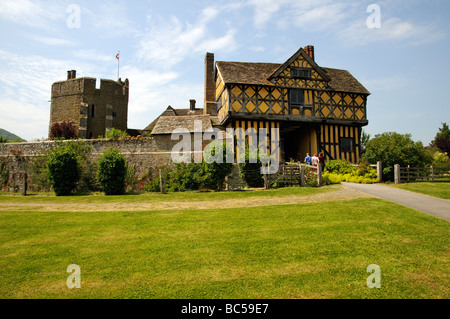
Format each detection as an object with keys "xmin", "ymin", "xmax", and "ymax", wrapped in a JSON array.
[{"xmin": 0, "ymin": 128, "xmax": 26, "ymax": 142}]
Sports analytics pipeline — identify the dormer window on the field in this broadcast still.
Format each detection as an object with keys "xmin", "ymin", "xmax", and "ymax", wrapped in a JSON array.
[{"xmin": 291, "ymin": 68, "xmax": 311, "ymax": 78}]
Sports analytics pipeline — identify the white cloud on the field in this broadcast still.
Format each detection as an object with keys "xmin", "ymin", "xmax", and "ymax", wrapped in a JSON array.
[
  {"xmin": 338, "ymin": 17, "xmax": 446, "ymax": 46},
  {"xmin": 122, "ymin": 66, "xmax": 203, "ymax": 130},
  {"xmin": 0, "ymin": 50, "xmax": 93, "ymax": 140},
  {"xmin": 0, "ymin": 0, "xmax": 65, "ymax": 29},
  {"xmin": 72, "ymin": 49, "xmax": 114, "ymax": 62},
  {"xmin": 0, "ymin": 98, "xmax": 49, "ymax": 140},
  {"xmin": 33, "ymin": 36, "xmax": 75, "ymax": 47},
  {"xmin": 248, "ymin": 0, "xmax": 282, "ymax": 29},
  {"xmin": 82, "ymin": 1, "xmax": 140, "ymax": 38},
  {"xmin": 137, "ymin": 8, "xmax": 238, "ymax": 69}
]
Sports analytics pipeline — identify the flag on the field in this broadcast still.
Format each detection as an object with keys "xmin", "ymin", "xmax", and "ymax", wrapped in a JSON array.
[{"xmin": 116, "ymin": 52, "xmax": 120, "ymax": 60}]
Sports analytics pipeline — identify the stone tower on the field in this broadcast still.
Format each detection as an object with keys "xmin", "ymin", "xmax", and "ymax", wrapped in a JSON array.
[{"xmin": 49, "ymin": 70, "xmax": 129, "ymax": 139}]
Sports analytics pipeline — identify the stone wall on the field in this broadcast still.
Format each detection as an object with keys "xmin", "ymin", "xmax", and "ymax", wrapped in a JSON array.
[
  {"xmin": 0, "ymin": 137, "xmax": 174, "ymax": 193},
  {"xmin": 0, "ymin": 136, "xmax": 247, "ymax": 193}
]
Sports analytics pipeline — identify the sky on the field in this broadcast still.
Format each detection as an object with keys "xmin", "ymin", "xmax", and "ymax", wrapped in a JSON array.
[{"xmin": 0, "ymin": 0, "xmax": 449, "ymax": 145}]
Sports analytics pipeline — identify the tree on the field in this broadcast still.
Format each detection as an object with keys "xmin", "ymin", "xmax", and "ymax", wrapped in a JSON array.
[
  {"xmin": 49, "ymin": 121, "xmax": 78, "ymax": 140},
  {"xmin": 238, "ymin": 143, "xmax": 269, "ymax": 188},
  {"xmin": 362, "ymin": 132, "xmax": 432, "ymax": 181},
  {"xmin": 431, "ymin": 123, "xmax": 450, "ymax": 157},
  {"xmin": 203, "ymin": 140, "xmax": 233, "ymax": 190},
  {"xmin": 97, "ymin": 149, "xmax": 127, "ymax": 195},
  {"xmin": 360, "ymin": 130, "xmax": 371, "ymax": 155},
  {"xmin": 47, "ymin": 147, "xmax": 80, "ymax": 196}
]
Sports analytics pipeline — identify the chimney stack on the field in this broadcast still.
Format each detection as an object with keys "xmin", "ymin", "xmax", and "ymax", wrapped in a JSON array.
[
  {"xmin": 204, "ymin": 52, "xmax": 217, "ymax": 115},
  {"xmin": 304, "ymin": 45, "xmax": 315, "ymax": 61},
  {"xmin": 190, "ymin": 99, "xmax": 196, "ymax": 111},
  {"xmin": 67, "ymin": 70, "xmax": 77, "ymax": 80}
]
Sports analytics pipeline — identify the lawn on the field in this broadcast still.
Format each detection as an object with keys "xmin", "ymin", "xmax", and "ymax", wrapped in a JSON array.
[
  {"xmin": 0, "ymin": 184, "xmax": 333, "ymax": 204},
  {"xmin": 391, "ymin": 182, "xmax": 450, "ymax": 200},
  {"xmin": 0, "ymin": 188, "xmax": 448, "ymax": 299}
]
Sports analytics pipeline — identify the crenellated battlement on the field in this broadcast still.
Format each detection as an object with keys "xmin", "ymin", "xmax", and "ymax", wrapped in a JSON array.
[{"xmin": 49, "ymin": 70, "xmax": 129, "ymax": 139}]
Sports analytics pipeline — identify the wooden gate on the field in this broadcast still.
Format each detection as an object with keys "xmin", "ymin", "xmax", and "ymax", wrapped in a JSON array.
[{"xmin": 264, "ymin": 163, "xmax": 321, "ymax": 188}]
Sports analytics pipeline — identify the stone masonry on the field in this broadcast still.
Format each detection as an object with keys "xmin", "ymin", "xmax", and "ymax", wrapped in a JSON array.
[{"xmin": 49, "ymin": 70, "xmax": 129, "ymax": 139}]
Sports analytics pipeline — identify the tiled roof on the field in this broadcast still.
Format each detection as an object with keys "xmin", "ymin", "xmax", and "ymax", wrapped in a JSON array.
[
  {"xmin": 216, "ymin": 62, "xmax": 279, "ymax": 86},
  {"xmin": 151, "ymin": 115, "xmax": 214, "ymax": 135},
  {"xmin": 322, "ymin": 67, "xmax": 370, "ymax": 95},
  {"xmin": 216, "ymin": 61, "xmax": 370, "ymax": 95},
  {"xmin": 143, "ymin": 107, "xmax": 204, "ymax": 133}
]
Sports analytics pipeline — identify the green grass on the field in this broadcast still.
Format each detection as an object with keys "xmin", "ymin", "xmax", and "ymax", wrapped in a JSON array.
[
  {"xmin": 391, "ymin": 182, "xmax": 450, "ymax": 200},
  {"xmin": 0, "ymin": 185, "xmax": 332, "ymax": 204},
  {"xmin": 0, "ymin": 195, "xmax": 448, "ymax": 299}
]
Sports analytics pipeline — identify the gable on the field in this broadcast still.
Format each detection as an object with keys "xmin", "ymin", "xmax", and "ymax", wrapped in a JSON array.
[{"xmin": 269, "ymin": 47, "xmax": 330, "ymax": 83}]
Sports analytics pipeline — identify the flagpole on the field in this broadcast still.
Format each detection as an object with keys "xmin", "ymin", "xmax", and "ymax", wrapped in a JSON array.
[{"xmin": 117, "ymin": 51, "xmax": 120, "ymax": 80}]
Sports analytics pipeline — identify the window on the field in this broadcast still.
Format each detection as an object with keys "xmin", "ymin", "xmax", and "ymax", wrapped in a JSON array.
[
  {"xmin": 291, "ymin": 68, "xmax": 311, "ymax": 78},
  {"xmin": 340, "ymin": 137, "xmax": 355, "ymax": 153},
  {"xmin": 91, "ymin": 104, "xmax": 95, "ymax": 118},
  {"xmin": 290, "ymin": 89, "xmax": 304, "ymax": 108}
]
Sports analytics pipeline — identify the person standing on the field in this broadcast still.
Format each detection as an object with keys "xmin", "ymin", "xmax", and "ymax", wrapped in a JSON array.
[
  {"xmin": 311, "ymin": 153, "xmax": 319, "ymax": 166},
  {"xmin": 304, "ymin": 153, "xmax": 312, "ymax": 165},
  {"xmin": 318, "ymin": 152, "xmax": 326, "ymax": 171}
]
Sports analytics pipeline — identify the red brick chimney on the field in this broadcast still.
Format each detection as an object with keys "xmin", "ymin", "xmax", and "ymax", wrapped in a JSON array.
[
  {"xmin": 304, "ymin": 45, "xmax": 315, "ymax": 61},
  {"xmin": 204, "ymin": 52, "xmax": 217, "ymax": 115}
]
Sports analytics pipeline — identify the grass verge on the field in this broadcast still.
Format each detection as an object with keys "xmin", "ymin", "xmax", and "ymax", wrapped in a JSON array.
[
  {"xmin": 0, "ymin": 197, "xmax": 448, "ymax": 299},
  {"xmin": 391, "ymin": 182, "xmax": 450, "ymax": 200}
]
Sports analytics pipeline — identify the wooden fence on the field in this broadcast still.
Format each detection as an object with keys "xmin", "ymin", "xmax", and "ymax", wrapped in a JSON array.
[
  {"xmin": 394, "ymin": 165, "xmax": 450, "ymax": 184},
  {"xmin": 264, "ymin": 163, "xmax": 322, "ymax": 188}
]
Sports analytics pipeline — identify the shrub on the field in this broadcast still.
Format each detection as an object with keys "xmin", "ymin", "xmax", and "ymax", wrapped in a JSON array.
[
  {"xmin": 97, "ymin": 149, "xmax": 127, "ymax": 195},
  {"xmin": 203, "ymin": 140, "xmax": 233, "ymax": 191},
  {"xmin": 322, "ymin": 172, "xmax": 341, "ymax": 185},
  {"xmin": 168, "ymin": 162, "xmax": 205, "ymax": 192},
  {"xmin": 349, "ymin": 175, "xmax": 364, "ymax": 184},
  {"xmin": 238, "ymin": 145, "xmax": 267, "ymax": 188},
  {"xmin": 47, "ymin": 147, "xmax": 80, "ymax": 196},
  {"xmin": 105, "ymin": 128, "xmax": 129, "ymax": 139},
  {"xmin": 63, "ymin": 141, "xmax": 99, "ymax": 192},
  {"xmin": 28, "ymin": 154, "xmax": 52, "ymax": 192},
  {"xmin": 0, "ymin": 160, "xmax": 9, "ymax": 189},
  {"xmin": 325, "ymin": 159, "xmax": 353, "ymax": 175},
  {"xmin": 49, "ymin": 121, "xmax": 78, "ymax": 140},
  {"xmin": 125, "ymin": 164, "xmax": 139, "ymax": 193}
]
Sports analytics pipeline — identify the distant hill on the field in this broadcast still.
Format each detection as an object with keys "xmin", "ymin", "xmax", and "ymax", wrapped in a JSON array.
[{"xmin": 0, "ymin": 128, "xmax": 26, "ymax": 142}]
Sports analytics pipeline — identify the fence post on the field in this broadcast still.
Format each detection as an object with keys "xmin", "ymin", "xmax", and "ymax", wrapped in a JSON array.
[
  {"xmin": 164, "ymin": 168, "xmax": 167, "ymax": 193},
  {"xmin": 22, "ymin": 172, "xmax": 27, "ymax": 196},
  {"xmin": 317, "ymin": 164, "xmax": 322, "ymax": 187},
  {"xmin": 377, "ymin": 161, "xmax": 382, "ymax": 183},
  {"xmin": 407, "ymin": 165, "xmax": 410, "ymax": 183},
  {"xmin": 300, "ymin": 165, "xmax": 305, "ymax": 187},
  {"xmin": 263, "ymin": 163, "xmax": 269, "ymax": 189},
  {"xmin": 431, "ymin": 166, "xmax": 434, "ymax": 182},
  {"xmin": 394, "ymin": 164, "xmax": 400, "ymax": 184},
  {"xmin": 159, "ymin": 168, "xmax": 166, "ymax": 194}
]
